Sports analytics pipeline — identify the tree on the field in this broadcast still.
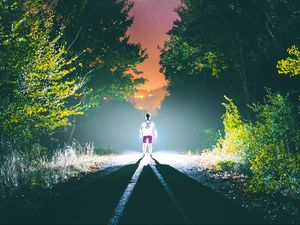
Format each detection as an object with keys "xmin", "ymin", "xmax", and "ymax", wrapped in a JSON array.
[
  {"xmin": 0, "ymin": 0, "xmax": 86, "ymax": 151},
  {"xmin": 277, "ymin": 45, "xmax": 300, "ymax": 77},
  {"xmin": 160, "ymin": 0, "xmax": 300, "ymax": 105},
  {"xmin": 53, "ymin": 0, "xmax": 147, "ymax": 108},
  {"xmin": 51, "ymin": 0, "xmax": 147, "ymax": 142},
  {"xmin": 0, "ymin": 0, "xmax": 148, "ymax": 148}
]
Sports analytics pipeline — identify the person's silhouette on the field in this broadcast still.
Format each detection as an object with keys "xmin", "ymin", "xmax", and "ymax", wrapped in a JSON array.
[{"xmin": 139, "ymin": 113, "xmax": 157, "ymax": 157}]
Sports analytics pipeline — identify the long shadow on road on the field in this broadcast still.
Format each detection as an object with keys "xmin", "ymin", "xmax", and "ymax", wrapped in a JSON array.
[
  {"xmin": 32, "ymin": 159, "xmax": 142, "ymax": 224},
  {"xmin": 28, "ymin": 156, "xmax": 266, "ymax": 224},
  {"xmin": 119, "ymin": 164, "xmax": 185, "ymax": 225},
  {"xmin": 151, "ymin": 158, "xmax": 266, "ymax": 224}
]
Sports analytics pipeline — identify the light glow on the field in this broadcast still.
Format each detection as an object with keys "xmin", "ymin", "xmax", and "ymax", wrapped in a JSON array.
[
  {"xmin": 135, "ymin": 95, "xmax": 144, "ymax": 99},
  {"xmin": 110, "ymin": 151, "xmax": 196, "ymax": 168}
]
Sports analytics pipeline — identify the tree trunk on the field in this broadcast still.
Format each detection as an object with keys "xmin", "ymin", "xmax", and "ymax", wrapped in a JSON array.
[
  {"xmin": 69, "ymin": 116, "xmax": 77, "ymax": 145},
  {"xmin": 238, "ymin": 65, "xmax": 250, "ymax": 105},
  {"xmin": 236, "ymin": 34, "xmax": 251, "ymax": 105},
  {"xmin": 0, "ymin": 130, "xmax": 4, "ymax": 152}
]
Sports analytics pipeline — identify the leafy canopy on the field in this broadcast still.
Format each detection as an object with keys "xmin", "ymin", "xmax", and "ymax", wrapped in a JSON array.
[
  {"xmin": 160, "ymin": 0, "xmax": 300, "ymax": 103},
  {"xmin": 277, "ymin": 45, "xmax": 300, "ymax": 77},
  {"xmin": 53, "ymin": 0, "xmax": 147, "ymax": 109},
  {"xmin": 0, "ymin": 0, "xmax": 86, "ymax": 149}
]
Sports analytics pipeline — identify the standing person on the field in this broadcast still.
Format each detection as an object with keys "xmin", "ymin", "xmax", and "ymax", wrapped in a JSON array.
[{"xmin": 139, "ymin": 113, "xmax": 157, "ymax": 157}]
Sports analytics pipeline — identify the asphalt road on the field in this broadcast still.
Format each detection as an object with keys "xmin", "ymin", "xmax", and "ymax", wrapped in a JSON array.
[{"xmin": 27, "ymin": 156, "xmax": 265, "ymax": 224}]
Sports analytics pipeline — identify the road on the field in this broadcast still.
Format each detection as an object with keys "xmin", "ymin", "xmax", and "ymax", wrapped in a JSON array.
[{"xmin": 28, "ymin": 155, "xmax": 265, "ymax": 224}]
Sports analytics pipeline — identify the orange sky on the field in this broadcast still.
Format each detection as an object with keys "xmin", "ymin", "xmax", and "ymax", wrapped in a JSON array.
[
  {"xmin": 127, "ymin": 0, "xmax": 181, "ymax": 90},
  {"xmin": 127, "ymin": 0, "xmax": 181, "ymax": 114}
]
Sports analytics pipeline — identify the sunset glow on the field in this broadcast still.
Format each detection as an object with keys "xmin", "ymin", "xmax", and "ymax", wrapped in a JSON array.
[
  {"xmin": 127, "ymin": 0, "xmax": 181, "ymax": 113},
  {"xmin": 128, "ymin": 87, "xmax": 169, "ymax": 115}
]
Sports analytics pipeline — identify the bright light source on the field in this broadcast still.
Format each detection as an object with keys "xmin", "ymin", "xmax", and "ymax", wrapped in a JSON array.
[
  {"xmin": 152, "ymin": 152, "xmax": 194, "ymax": 166},
  {"xmin": 134, "ymin": 94, "xmax": 144, "ymax": 99},
  {"xmin": 109, "ymin": 153, "xmax": 141, "ymax": 166},
  {"xmin": 110, "ymin": 151, "xmax": 195, "ymax": 168}
]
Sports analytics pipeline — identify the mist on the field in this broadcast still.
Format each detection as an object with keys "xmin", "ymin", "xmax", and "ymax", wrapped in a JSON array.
[{"xmin": 74, "ymin": 75, "xmax": 229, "ymax": 152}]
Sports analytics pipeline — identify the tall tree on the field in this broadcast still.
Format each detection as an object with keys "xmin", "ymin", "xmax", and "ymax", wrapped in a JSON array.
[
  {"xmin": 0, "ymin": 0, "xmax": 86, "ymax": 151},
  {"xmin": 53, "ymin": 0, "xmax": 147, "ymax": 108},
  {"xmin": 160, "ymin": 0, "xmax": 300, "ymax": 105},
  {"xmin": 51, "ymin": 0, "xmax": 147, "ymax": 141}
]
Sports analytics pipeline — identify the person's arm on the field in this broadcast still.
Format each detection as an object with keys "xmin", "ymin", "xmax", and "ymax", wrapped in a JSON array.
[
  {"xmin": 139, "ymin": 123, "xmax": 143, "ymax": 139},
  {"xmin": 152, "ymin": 123, "xmax": 158, "ymax": 138}
]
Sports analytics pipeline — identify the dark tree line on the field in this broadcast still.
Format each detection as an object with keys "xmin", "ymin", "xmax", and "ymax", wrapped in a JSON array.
[
  {"xmin": 159, "ymin": 0, "xmax": 300, "ymax": 202},
  {"xmin": 52, "ymin": 0, "xmax": 147, "ymax": 143},
  {"xmin": 0, "ymin": 0, "xmax": 146, "ymax": 154},
  {"xmin": 160, "ymin": 0, "xmax": 300, "ymax": 108}
]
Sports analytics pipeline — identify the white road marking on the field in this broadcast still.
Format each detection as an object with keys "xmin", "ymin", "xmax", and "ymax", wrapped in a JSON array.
[
  {"xmin": 107, "ymin": 155, "xmax": 189, "ymax": 225},
  {"xmin": 149, "ymin": 159, "xmax": 189, "ymax": 223},
  {"xmin": 107, "ymin": 157, "xmax": 148, "ymax": 225}
]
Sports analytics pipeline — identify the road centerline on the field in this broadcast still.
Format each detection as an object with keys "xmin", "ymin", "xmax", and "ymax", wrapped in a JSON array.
[
  {"xmin": 107, "ymin": 158, "xmax": 145, "ymax": 225},
  {"xmin": 149, "ymin": 160, "xmax": 189, "ymax": 223}
]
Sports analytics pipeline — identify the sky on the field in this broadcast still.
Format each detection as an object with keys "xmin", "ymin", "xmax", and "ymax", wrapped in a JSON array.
[{"xmin": 127, "ymin": 0, "xmax": 181, "ymax": 114}]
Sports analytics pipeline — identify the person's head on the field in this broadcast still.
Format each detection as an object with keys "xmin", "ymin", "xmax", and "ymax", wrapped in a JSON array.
[{"xmin": 145, "ymin": 113, "xmax": 151, "ymax": 120}]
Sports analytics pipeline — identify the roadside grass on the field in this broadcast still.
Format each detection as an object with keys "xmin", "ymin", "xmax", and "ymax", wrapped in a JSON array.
[
  {"xmin": 185, "ymin": 92, "xmax": 300, "ymax": 224},
  {"xmin": 189, "ymin": 150, "xmax": 300, "ymax": 224},
  {"xmin": 191, "ymin": 149, "xmax": 242, "ymax": 171},
  {"xmin": 0, "ymin": 141, "xmax": 116, "ymax": 221}
]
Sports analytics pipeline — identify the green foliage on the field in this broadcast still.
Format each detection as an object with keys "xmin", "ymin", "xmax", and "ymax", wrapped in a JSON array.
[
  {"xmin": 247, "ymin": 92, "xmax": 300, "ymax": 198},
  {"xmin": 214, "ymin": 96, "xmax": 251, "ymax": 156},
  {"xmin": 160, "ymin": 35, "xmax": 226, "ymax": 84},
  {"xmin": 0, "ymin": 0, "xmax": 146, "ymax": 151},
  {"xmin": 217, "ymin": 160, "xmax": 239, "ymax": 173},
  {"xmin": 4, "ymin": 31, "xmax": 85, "ymax": 130},
  {"xmin": 249, "ymin": 145, "xmax": 300, "ymax": 198},
  {"xmin": 160, "ymin": 0, "xmax": 300, "ymax": 103},
  {"xmin": 202, "ymin": 128, "xmax": 221, "ymax": 149},
  {"xmin": 0, "ymin": 0, "xmax": 86, "ymax": 150},
  {"xmin": 214, "ymin": 91, "xmax": 300, "ymax": 199},
  {"xmin": 53, "ymin": 0, "xmax": 147, "ymax": 109},
  {"xmin": 277, "ymin": 45, "xmax": 300, "ymax": 77}
]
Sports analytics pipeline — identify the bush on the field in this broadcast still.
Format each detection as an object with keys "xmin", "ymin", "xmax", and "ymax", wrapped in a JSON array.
[
  {"xmin": 217, "ymin": 160, "xmax": 239, "ymax": 173},
  {"xmin": 202, "ymin": 128, "xmax": 221, "ymax": 149},
  {"xmin": 213, "ymin": 96, "xmax": 251, "ymax": 158},
  {"xmin": 247, "ymin": 91, "xmax": 300, "ymax": 199},
  {"xmin": 209, "ymin": 91, "xmax": 300, "ymax": 199}
]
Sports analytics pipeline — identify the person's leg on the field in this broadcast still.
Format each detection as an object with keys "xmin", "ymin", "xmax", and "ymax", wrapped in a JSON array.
[
  {"xmin": 148, "ymin": 136, "xmax": 153, "ymax": 157},
  {"xmin": 142, "ymin": 137, "xmax": 146, "ymax": 156},
  {"xmin": 149, "ymin": 143, "xmax": 152, "ymax": 156},
  {"xmin": 143, "ymin": 143, "xmax": 147, "ymax": 155},
  {"xmin": 146, "ymin": 140, "xmax": 149, "ymax": 154}
]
